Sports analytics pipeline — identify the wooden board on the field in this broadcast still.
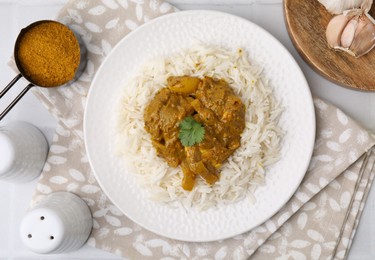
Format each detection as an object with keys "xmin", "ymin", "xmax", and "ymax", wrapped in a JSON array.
[{"xmin": 283, "ymin": 0, "xmax": 375, "ymax": 91}]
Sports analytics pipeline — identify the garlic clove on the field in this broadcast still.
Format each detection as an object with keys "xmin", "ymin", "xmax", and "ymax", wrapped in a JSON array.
[
  {"xmin": 341, "ymin": 17, "xmax": 359, "ymax": 48},
  {"xmin": 326, "ymin": 14, "xmax": 351, "ymax": 48},
  {"xmin": 349, "ymin": 18, "xmax": 375, "ymax": 57},
  {"xmin": 354, "ymin": 15, "xmax": 371, "ymax": 37}
]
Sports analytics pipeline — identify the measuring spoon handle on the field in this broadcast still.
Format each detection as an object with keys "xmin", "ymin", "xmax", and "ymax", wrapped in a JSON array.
[
  {"xmin": 0, "ymin": 74, "xmax": 23, "ymax": 98},
  {"xmin": 0, "ymin": 83, "xmax": 34, "ymax": 121}
]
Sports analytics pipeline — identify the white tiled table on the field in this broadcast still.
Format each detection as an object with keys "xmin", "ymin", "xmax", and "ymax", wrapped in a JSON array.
[{"xmin": 0, "ymin": 0, "xmax": 374, "ymax": 259}]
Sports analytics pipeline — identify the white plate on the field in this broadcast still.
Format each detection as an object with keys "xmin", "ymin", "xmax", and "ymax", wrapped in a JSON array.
[{"xmin": 84, "ymin": 10, "xmax": 315, "ymax": 242}]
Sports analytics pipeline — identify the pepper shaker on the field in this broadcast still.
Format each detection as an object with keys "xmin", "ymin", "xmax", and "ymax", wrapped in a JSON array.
[
  {"xmin": 0, "ymin": 121, "xmax": 48, "ymax": 182},
  {"xmin": 20, "ymin": 192, "xmax": 93, "ymax": 254}
]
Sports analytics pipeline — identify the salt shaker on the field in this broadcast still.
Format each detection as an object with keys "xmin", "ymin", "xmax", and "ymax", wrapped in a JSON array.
[
  {"xmin": 0, "ymin": 121, "xmax": 48, "ymax": 182},
  {"xmin": 20, "ymin": 192, "xmax": 93, "ymax": 254}
]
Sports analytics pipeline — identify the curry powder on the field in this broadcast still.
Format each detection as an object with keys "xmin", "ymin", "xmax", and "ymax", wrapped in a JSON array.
[{"xmin": 16, "ymin": 21, "xmax": 80, "ymax": 87}]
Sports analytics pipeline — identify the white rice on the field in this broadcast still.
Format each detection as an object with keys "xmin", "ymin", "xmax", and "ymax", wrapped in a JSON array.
[{"xmin": 116, "ymin": 45, "xmax": 282, "ymax": 211}]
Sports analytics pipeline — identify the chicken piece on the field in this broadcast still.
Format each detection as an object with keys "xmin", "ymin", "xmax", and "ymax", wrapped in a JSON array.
[
  {"xmin": 181, "ymin": 161, "xmax": 196, "ymax": 191},
  {"xmin": 167, "ymin": 76, "xmax": 201, "ymax": 94},
  {"xmin": 185, "ymin": 146, "xmax": 219, "ymax": 185}
]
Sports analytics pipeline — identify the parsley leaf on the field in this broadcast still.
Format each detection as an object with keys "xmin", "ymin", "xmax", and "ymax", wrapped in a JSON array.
[{"xmin": 179, "ymin": 116, "xmax": 205, "ymax": 147}]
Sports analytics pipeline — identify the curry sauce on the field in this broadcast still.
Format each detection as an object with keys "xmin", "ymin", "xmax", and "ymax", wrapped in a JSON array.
[{"xmin": 144, "ymin": 76, "xmax": 245, "ymax": 191}]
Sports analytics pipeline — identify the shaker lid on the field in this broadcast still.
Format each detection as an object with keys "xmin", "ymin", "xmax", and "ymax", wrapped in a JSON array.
[
  {"xmin": 0, "ymin": 132, "xmax": 15, "ymax": 174},
  {"xmin": 20, "ymin": 207, "xmax": 64, "ymax": 254}
]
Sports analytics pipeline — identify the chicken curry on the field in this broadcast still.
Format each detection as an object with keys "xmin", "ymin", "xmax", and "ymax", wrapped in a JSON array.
[{"xmin": 144, "ymin": 76, "xmax": 245, "ymax": 191}]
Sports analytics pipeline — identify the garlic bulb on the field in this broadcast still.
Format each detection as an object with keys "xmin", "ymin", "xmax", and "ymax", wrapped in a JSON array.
[
  {"xmin": 325, "ymin": 0, "xmax": 375, "ymax": 57},
  {"xmin": 318, "ymin": 0, "xmax": 366, "ymax": 14}
]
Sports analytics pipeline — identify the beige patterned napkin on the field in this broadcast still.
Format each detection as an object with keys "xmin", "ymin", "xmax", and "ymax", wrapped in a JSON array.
[{"xmin": 20, "ymin": 0, "xmax": 375, "ymax": 259}]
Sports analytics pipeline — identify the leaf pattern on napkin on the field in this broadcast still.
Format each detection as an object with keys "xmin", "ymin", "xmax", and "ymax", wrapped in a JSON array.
[
  {"xmin": 25, "ymin": 0, "xmax": 375, "ymax": 259},
  {"xmin": 251, "ymin": 153, "xmax": 375, "ymax": 260}
]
